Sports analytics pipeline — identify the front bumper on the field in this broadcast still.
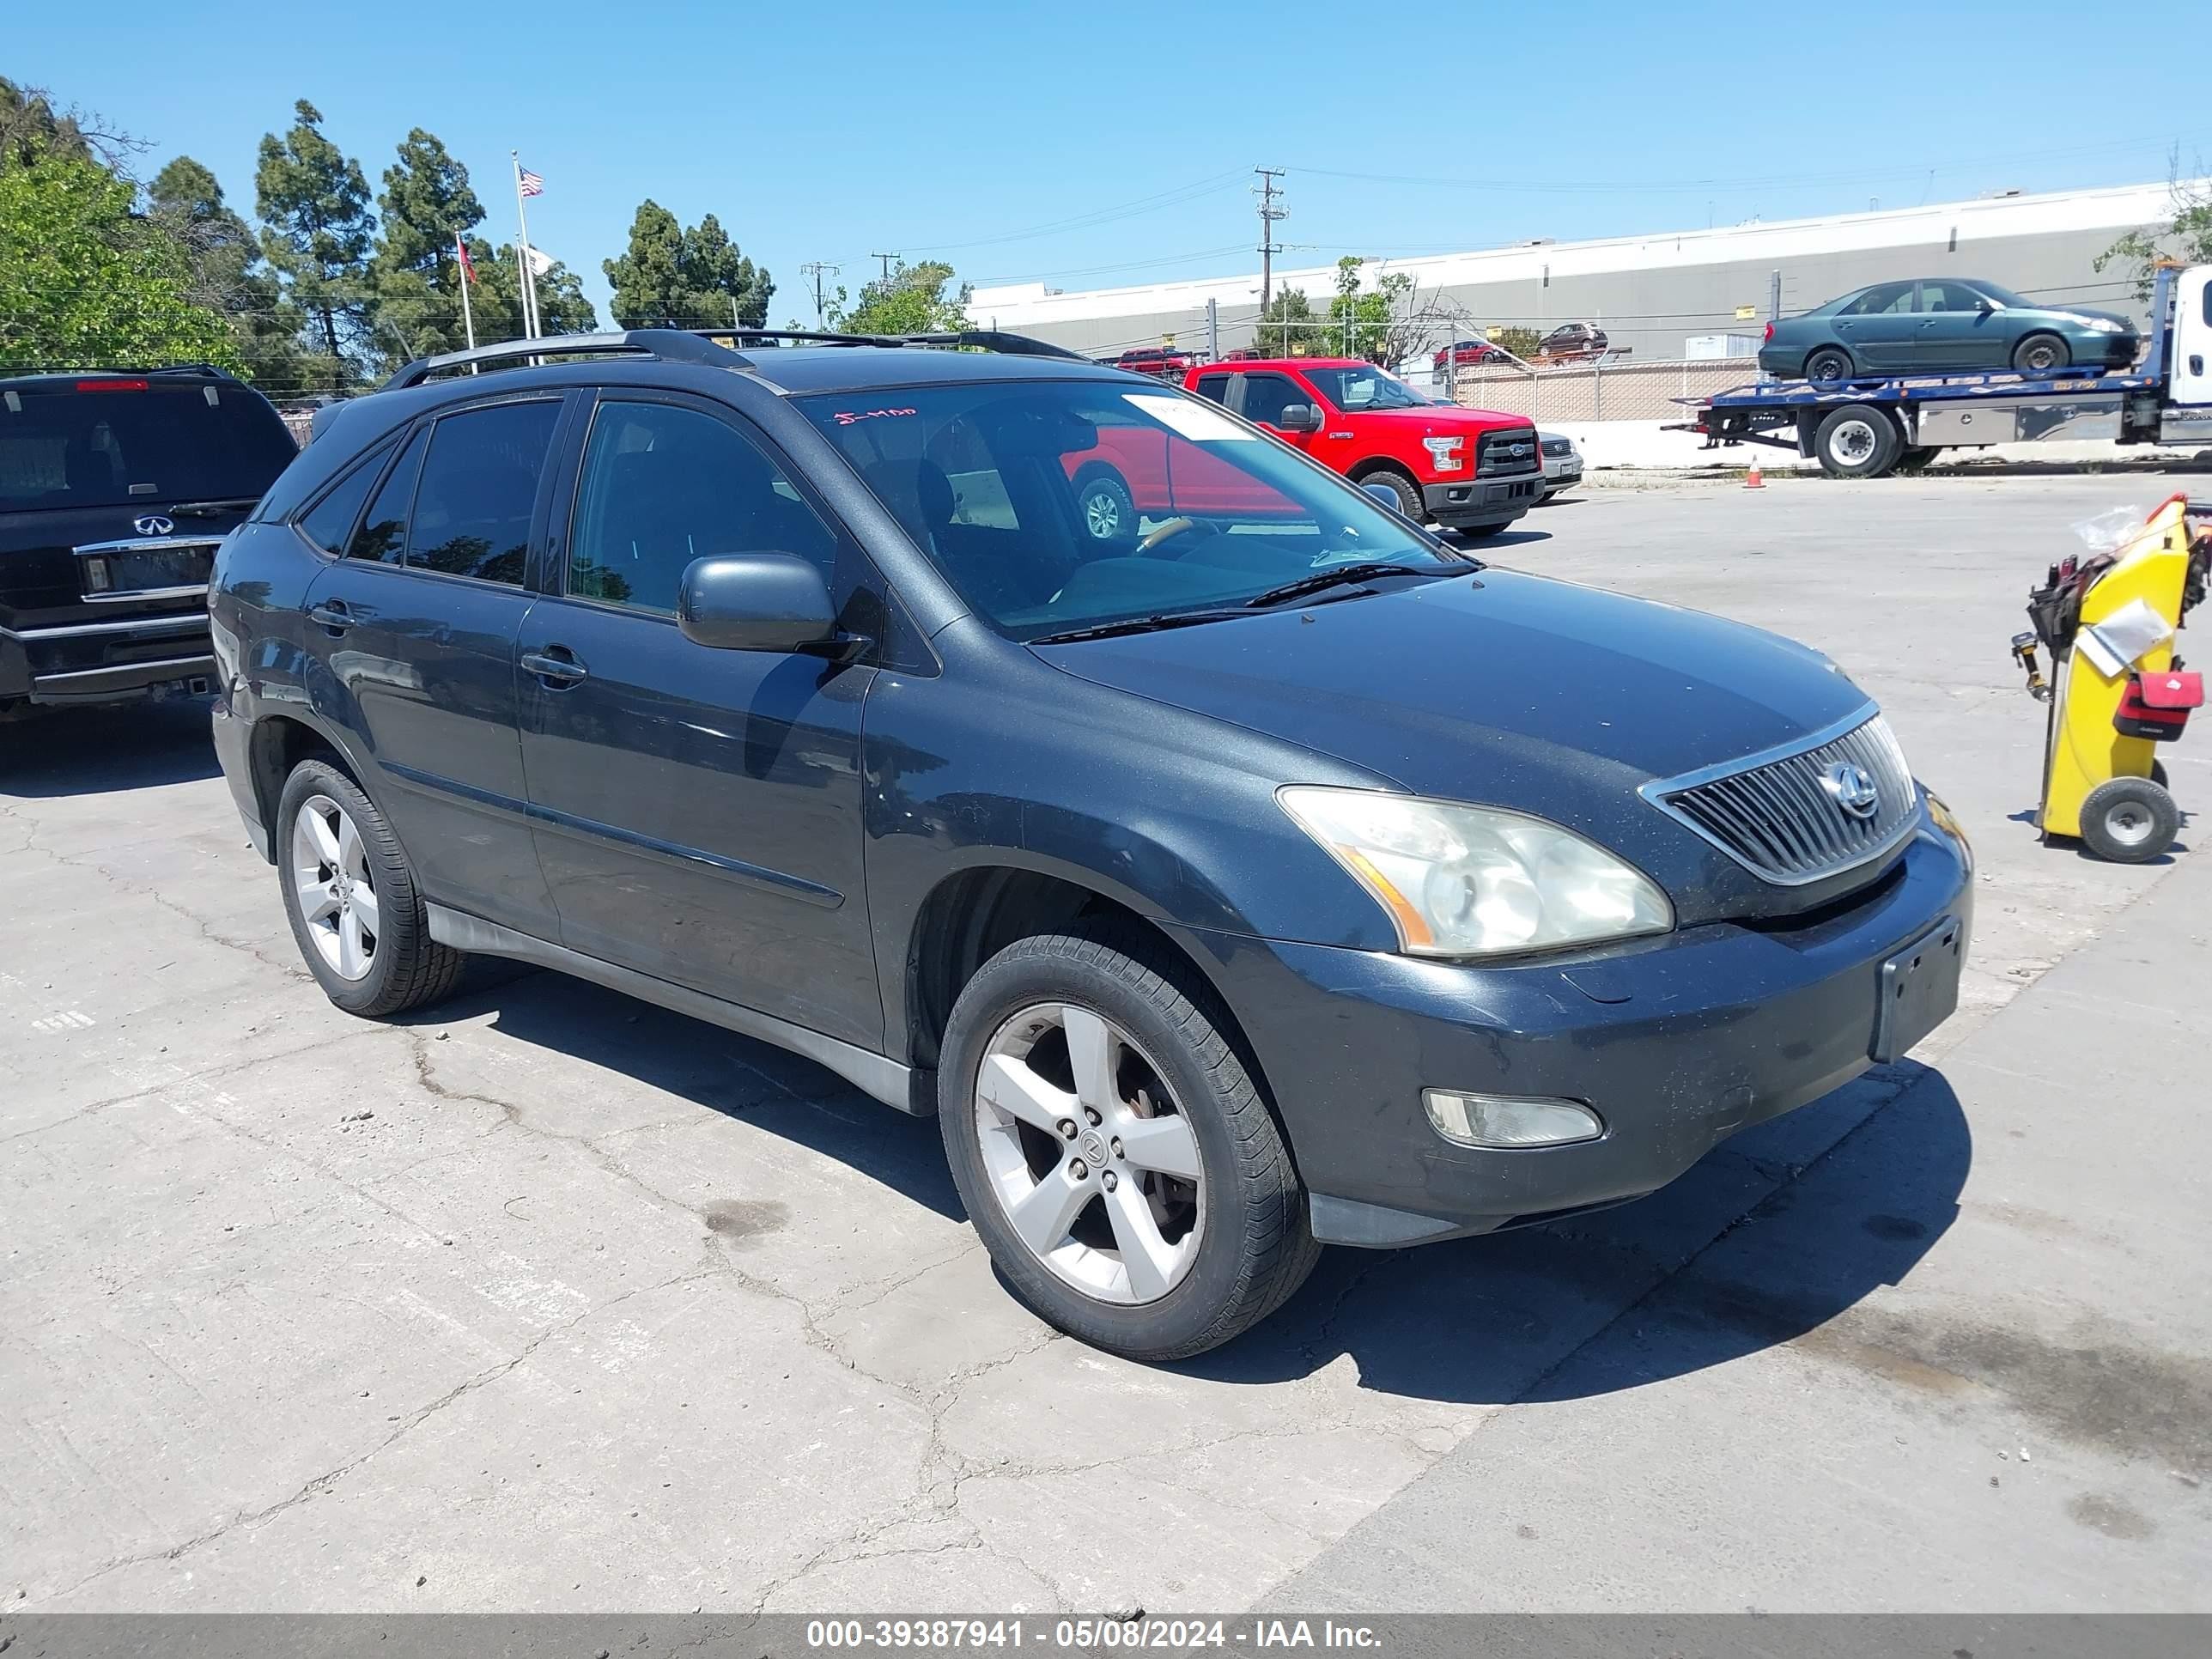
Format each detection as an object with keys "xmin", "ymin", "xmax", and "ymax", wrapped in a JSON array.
[
  {"xmin": 1423, "ymin": 470, "xmax": 1540, "ymax": 529},
  {"xmin": 0, "ymin": 610, "xmax": 216, "ymax": 706},
  {"xmin": 1173, "ymin": 821, "xmax": 1972, "ymax": 1246},
  {"xmin": 1540, "ymin": 455, "xmax": 1583, "ymax": 493}
]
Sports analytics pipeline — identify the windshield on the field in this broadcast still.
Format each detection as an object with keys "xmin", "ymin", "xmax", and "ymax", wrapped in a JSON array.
[
  {"xmin": 799, "ymin": 380, "xmax": 1461, "ymax": 641},
  {"xmin": 1301, "ymin": 365, "xmax": 1431, "ymax": 410},
  {"xmin": 0, "ymin": 382, "xmax": 296, "ymax": 514}
]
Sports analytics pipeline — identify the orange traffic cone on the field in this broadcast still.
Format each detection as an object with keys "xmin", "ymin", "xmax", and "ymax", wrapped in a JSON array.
[{"xmin": 1744, "ymin": 461, "xmax": 1765, "ymax": 489}]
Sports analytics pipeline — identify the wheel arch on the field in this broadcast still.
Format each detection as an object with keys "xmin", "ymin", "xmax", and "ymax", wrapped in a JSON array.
[{"xmin": 242, "ymin": 707, "xmax": 377, "ymax": 862}]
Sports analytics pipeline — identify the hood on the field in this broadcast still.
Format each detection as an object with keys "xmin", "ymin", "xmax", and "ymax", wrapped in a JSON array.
[
  {"xmin": 1346, "ymin": 404, "xmax": 1528, "ymax": 432},
  {"xmin": 1034, "ymin": 569, "xmax": 1880, "ymax": 916}
]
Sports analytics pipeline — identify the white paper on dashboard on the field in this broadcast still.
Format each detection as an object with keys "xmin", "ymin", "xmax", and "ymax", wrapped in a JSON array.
[{"xmin": 1124, "ymin": 394, "xmax": 1255, "ymax": 442}]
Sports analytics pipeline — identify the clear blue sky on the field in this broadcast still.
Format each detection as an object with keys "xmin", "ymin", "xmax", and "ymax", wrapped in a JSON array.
[{"xmin": 14, "ymin": 0, "xmax": 2208, "ymax": 328}]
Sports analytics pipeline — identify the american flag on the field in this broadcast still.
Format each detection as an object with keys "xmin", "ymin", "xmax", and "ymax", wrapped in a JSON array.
[{"xmin": 517, "ymin": 165, "xmax": 544, "ymax": 198}]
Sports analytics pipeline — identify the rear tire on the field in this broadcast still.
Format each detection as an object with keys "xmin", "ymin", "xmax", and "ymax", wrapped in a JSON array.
[
  {"xmin": 276, "ymin": 758, "xmax": 466, "ymax": 1017},
  {"xmin": 2078, "ymin": 775, "xmax": 2179, "ymax": 863},
  {"xmin": 2013, "ymin": 333, "xmax": 2070, "ymax": 374},
  {"xmin": 1814, "ymin": 405, "xmax": 1901, "ymax": 479},
  {"xmin": 938, "ymin": 925, "xmax": 1319, "ymax": 1361},
  {"xmin": 1803, "ymin": 346, "xmax": 1854, "ymax": 384},
  {"xmin": 1896, "ymin": 447, "xmax": 1938, "ymax": 472}
]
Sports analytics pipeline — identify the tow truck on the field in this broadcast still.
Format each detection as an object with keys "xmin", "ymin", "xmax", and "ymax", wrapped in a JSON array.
[{"xmin": 1674, "ymin": 264, "xmax": 2212, "ymax": 478}]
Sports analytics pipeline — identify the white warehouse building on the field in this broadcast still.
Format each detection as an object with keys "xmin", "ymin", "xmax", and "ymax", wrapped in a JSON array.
[{"xmin": 970, "ymin": 181, "xmax": 2186, "ymax": 366}]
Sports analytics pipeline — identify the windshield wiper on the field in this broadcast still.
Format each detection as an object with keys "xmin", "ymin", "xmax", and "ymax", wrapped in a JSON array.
[
  {"xmin": 1240, "ymin": 561, "xmax": 1463, "ymax": 610},
  {"xmin": 1029, "ymin": 609, "xmax": 1250, "ymax": 646},
  {"xmin": 165, "ymin": 497, "xmax": 262, "ymax": 518}
]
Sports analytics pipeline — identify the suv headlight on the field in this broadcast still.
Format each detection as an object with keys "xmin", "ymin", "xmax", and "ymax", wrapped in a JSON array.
[{"xmin": 1279, "ymin": 787, "xmax": 1673, "ymax": 958}]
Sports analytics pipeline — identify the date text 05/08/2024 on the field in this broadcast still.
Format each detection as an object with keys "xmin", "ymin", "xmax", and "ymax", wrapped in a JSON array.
[{"xmin": 804, "ymin": 1618, "xmax": 1384, "ymax": 1650}]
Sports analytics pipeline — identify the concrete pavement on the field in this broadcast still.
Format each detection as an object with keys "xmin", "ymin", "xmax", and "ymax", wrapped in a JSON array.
[{"xmin": 3, "ymin": 475, "xmax": 2205, "ymax": 1613}]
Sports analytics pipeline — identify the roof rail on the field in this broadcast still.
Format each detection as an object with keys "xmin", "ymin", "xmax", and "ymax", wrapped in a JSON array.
[
  {"xmin": 690, "ymin": 326, "xmax": 1088, "ymax": 362},
  {"xmin": 383, "ymin": 330, "xmax": 751, "ymax": 392}
]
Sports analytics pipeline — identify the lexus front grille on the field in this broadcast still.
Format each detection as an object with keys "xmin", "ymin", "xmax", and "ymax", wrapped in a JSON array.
[{"xmin": 1642, "ymin": 710, "xmax": 1920, "ymax": 886}]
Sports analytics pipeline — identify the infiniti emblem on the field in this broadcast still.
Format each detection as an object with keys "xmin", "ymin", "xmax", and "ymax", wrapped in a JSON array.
[
  {"xmin": 134, "ymin": 514, "xmax": 174, "ymax": 537},
  {"xmin": 1821, "ymin": 761, "xmax": 1881, "ymax": 819}
]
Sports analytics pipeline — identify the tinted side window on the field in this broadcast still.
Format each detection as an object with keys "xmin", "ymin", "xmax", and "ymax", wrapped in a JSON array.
[
  {"xmin": 1192, "ymin": 374, "xmax": 1231, "ymax": 405},
  {"xmin": 348, "ymin": 427, "xmax": 428, "ymax": 564},
  {"xmin": 407, "ymin": 401, "xmax": 561, "ymax": 585},
  {"xmin": 568, "ymin": 402, "xmax": 839, "ymax": 615},
  {"xmin": 1237, "ymin": 374, "xmax": 1304, "ymax": 427},
  {"xmin": 296, "ymin": 439, "xmax": 393, "ymax": 555}
]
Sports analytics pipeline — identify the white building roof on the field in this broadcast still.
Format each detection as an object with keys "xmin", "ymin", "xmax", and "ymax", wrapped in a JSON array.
[{"xmin": 971, "ymin": 179, "xmax": 2187, "ymax": 326}]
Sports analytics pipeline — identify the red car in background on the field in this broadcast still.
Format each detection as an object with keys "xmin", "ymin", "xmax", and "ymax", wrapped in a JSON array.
[
  {"xmin": 1104, "ymin": 347, "xmax": 1193, "ymax": 379},
  {"xmin": 1061, "ymin": 357, "xmax": 1540, "ymax": 542},
  {"xmin": 1432, "ymin": 337, "xmax": 1514, "ymax": 368}
]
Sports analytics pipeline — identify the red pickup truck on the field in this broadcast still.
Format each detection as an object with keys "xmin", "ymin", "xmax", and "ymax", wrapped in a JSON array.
[{"xmin": 1062, "ymin": 357, "xmax": 1540, "ymax": 542}]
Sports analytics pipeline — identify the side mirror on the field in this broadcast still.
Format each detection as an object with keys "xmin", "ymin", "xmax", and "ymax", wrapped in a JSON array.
[
  {"xmin": 1275, "ymin": 403, "xmax": 1322, "ymax": 433},
  {"xmin": 1362, "ymin": 482, "xmax": 1401, "ymax": 509},
  {"xmin": 678, "ymin": 554, "xmax": 844, "ymax": 654}
]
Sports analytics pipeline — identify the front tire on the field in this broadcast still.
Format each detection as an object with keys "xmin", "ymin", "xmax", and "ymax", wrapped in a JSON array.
[
  {"xmin": 276, "ymin": 758, "xmax": 466, "ymax": 1017},
  {"xmin": 2078, "ymin": 775, "xmax": 2179, "ymax": 864},
  {"xmin": 1357, "ymin": 466, "xmax": 1423, "ymax": 520},
  {"xmin": 2013, "ymin": 333, "xmax": 2070, "ymax": 374},
  {"xmin": 1814, "ymin": 405, "xmax": 1900, "ymax": 478},
  {"xmin": 1073, "ymin": 469, "xmax": 1139, "ymax": 550},
  {"xmin": 939, "ymin": 927, "xmax": 1319, "ymax": 1361}
]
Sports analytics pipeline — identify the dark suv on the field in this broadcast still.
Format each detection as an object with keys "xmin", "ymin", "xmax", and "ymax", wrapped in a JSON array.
[
  {"xmin": 3, "ymin": 366, "xmax": 296, "ymax": 716},
  {"xmin": 210, "ymin": 329, "xmax": 1972, "ymax": 1359}
]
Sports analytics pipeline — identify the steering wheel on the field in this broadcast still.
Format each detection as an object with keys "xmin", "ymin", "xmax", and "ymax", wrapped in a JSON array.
[{"xmin": 1135, "ymin": 516, "xmax": 1223, "ymax": 558}]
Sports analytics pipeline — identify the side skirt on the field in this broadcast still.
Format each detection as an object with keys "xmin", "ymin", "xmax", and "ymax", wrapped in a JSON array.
[{"xmin": 425, "ymin": 903, "xmax": 923, "ymax": 1115}]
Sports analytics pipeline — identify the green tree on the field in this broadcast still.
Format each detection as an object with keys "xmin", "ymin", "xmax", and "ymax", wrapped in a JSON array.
[
  {"xmin": 367, "ymin": 128, "xmax": 486, "ymax": 368},
  {"xmin": 826, "ymin": 259, "xmax": 971, "ymax": 335},
  {"xmin": 0, "ymin": 152, "xmax": 239, "ymax": 373},
  {"xmin": 255, "ymin": 100, "xmax": 375, "ymax": 391},
  {"xmin": 2098, "ymin": 161, "xmax": 2211, "ymax": 300},
  {"xmin": 0, "ymin": 76, "xmax": 133, "ymax": 171},
  {"xmin": 1252, "ymin": 285, "xmax": 1317, "ymax": 356},
  {"xmin": 604, "ymin": 199, "xmax": 772, "ymax": 328},
  {"xmin": 464, "ymin": 234, "xmax": 597, "ymax": 342},
  {"xmin": 148, "ymin": 155, "xmax": 307, "ymax": 392},
  {"xmin": 1486, "ymin": 325, "xmax": 1542, "ymax": 360}
]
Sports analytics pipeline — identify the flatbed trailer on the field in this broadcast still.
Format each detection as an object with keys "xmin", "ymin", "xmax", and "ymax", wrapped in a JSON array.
[{"xmin": 1671, "ymin": 264, "xmax": 2212, "ymax": 477}]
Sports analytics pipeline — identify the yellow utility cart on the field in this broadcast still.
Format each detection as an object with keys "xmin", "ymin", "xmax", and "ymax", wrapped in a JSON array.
[{"xmin": 2013, "ymin": 494, "xmax": 2208, "ymax": 862}]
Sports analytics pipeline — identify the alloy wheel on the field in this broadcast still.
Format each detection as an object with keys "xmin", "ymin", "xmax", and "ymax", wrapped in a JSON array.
[
  {"xmin": 290, "ymin": 793, "xmax": 379, "ymax": 981},
  {"xmin": 1083, "ymin": 488, "xmax": 1122, "ymax": 542},
  {"xmin": 973, "ymin": 1002, "xmax": 1205, "ymax": 1304}
]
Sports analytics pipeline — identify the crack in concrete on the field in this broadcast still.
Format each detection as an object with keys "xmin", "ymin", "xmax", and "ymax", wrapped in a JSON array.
[{"xmin": 36, "ymin": 1260, "xmax": 725, "ymax": 1605}]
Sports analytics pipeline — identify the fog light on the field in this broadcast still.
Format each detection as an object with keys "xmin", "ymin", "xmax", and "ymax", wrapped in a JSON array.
[{"xmin": 1423, "ymin": 1089, "xmax": 1603, "ymax": 1149}]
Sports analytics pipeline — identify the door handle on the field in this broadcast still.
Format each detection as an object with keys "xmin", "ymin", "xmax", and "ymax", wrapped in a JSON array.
[
  {"xmin": 2192, "ymin": 355, "xmax": 2204, "ymax": 376},
  {"xmin": 520, "ymin": 647, "xmax": 588, "ymax": 684},
  {"xmin": 307, "ymin": 600, "xmax": 351, "ymax": 632}
]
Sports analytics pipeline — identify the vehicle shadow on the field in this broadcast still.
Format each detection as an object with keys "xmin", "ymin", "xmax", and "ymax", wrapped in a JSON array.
[
  {"xmin": 1437, "ymin": 525, "xmax": 1551, "ymax": 552},
  {"xmin": 406, "ymin": 966, "xmax": 964, "ymax": 1221},
  {"xmin": 1178, "ymin": 1062, "xmax": 1971, "ymax": 1405},
  {"xmin": 0, "ymin": 698, "xmax": 222, "ymax": 798}
]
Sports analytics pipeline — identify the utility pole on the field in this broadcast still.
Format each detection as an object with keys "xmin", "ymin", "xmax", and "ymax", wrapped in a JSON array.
[
  {"xmin": 1253, "ymin": 167, "xmax": 1287, "ymax": 319},
  {"xmin": 1205, "ymin": 296, "xmax": 1218, "ymax": 363},
  {"xmin": 800, "ymin": 260, "xmax": 839, "ymax": 327},
  {"xmin": 870, "ymin": 252, "xmax": 898, "ymax": 283}
]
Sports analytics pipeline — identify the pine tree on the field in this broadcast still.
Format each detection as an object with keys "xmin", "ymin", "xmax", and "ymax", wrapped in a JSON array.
[
  {"xmin": 605, "ymin": 199, "xmax": 773, "ymax": 328},
  {"xmin": 148, "ymin": 156, "xmax": 306, "ymax": 393},
  {"xmin": 255, "ymin": 100, "xmax": 375, "ymax": 391},
  {"xmin": 368, "ymin": 128, "xmax": 486, "ymax": 368}
]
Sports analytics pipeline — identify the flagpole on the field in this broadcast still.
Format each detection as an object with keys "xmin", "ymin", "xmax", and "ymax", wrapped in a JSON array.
[
  {"xmin": 455, "ymin": 233, "xmax": 477, "ymax": 351},
  {"xmin": 511, "ymin": 151, "xmax": 542, "ymax": 339}
]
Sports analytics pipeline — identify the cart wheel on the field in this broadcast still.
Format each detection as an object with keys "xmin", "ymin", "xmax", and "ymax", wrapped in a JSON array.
[
  {"xmin": 2078, "ymin": 775, "xmax": 2179, "ymax": 863},
  {"xmin": 2151, "ymin": 759, "xmax": 2168, "ymax": 790},
  {"xmin": 1814, "ymin": 405, "xmax": 1900, "ymax": 479}
]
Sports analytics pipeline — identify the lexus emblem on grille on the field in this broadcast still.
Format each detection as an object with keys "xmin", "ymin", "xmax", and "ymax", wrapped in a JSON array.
[
  {"xmin": 1821, "ymin": 761, "xmax": 1881, "ymax": 819},
  {"xmin": 133, "ymin": 514, "xmax": 174, "ymax": 537}
]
